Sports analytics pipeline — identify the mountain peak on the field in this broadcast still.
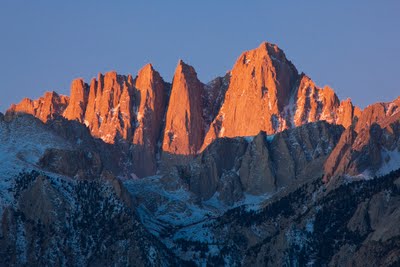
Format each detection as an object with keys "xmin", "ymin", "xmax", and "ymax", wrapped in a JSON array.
[
  {"xmin": 258, "ymin": 41, "xmax": 281, "ymax": 53},
  {"xmin": 175, "ymin": 59, "xmax": 198, "ymax": 78},
  {"xmin": 139, "ymin": 63, "xmax": 154, "ymax": 72},
  {"xmin": 239, "ymin": 41, "xmax": 290, "ymax": 66},
  {"xmin": 202, "ymin": 42, "xmax": 299, "ymax": 147},
  {"xmin": 137, "ymin": 63, "xmax": 159, "ymax": 83},
  {"xmin": 162, "ymin": 60, "xmax": 205, "ymax": 155}
]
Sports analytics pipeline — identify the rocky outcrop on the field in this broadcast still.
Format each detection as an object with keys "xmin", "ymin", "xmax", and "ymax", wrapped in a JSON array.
[
  {"xmin": 182, "ymin": 121, "xmax": 344, "ymax": 201},
  {"xmin": 38, "ymin": 149, "xmax": 102, "ymax": 179},
  {"xmin": 323, "ymin": 126, "xmax": 358, "ymax": 182},
  {"xmin": 355, "ymin": 97, "xmax": 400, "ymax": 132},
  {"xmin": 83, "ymin": 71, "xmax": 136, "ymax": 143},
  {"xmin": 293, "ymin": 75, "xmax": 360, "ymax": 128},
  {"xmin": 337, "ymin": 98, "xmax": 362, "ymax": 128},
  {"xmin": 6, "ymin": 43, "xmax": 362, "ymax": 158},
  {"xmin": 63, "ymin": 78, "xmax": 89, "ymax": 122},
  {"xmin": 293, "ymin": 75, "xmax": 339, "ymax": 126},
  {"xmin": 162, "ymin": 60, "xmax": 205, "ymax": 155},
  {"xmin": 183, "ymin": 137, "xmax": 248, "ymax": 201},
  {"xmin": 132, "ymin": 64, "xmax": 168, "ymax": 177},
  {"xmin": 324, "ymin": 98, "xmax": 400, "ymax": 183},
  {"xmin": 239, "ymin": 133, "xmax": 275, "ymax": 195},
  {"xmin": 8, "ymin": 91, "xmax": 69, "ymax": 122},
  {"xmin": 202, "ymin": 74, "xmax": 230, "ymax": 126},
  {"xmin": 324, "ymin": 123, "xmax": 400, "ymax": 183}
]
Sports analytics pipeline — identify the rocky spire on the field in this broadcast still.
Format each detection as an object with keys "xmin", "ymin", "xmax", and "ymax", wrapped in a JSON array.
[
  {"xmin": 83, "ymin": 71, "xmax": 135, "ymax": 143},
  {"xmin": 162, "ymin": 60, "xmax": 205, "ymax": 155},
  {"xmin": 63, "ymin": 78, "xmax": 89, "ymax": 122},
  {"xmin": 132, "ymin": 64, "xmax": 167, "ymax": 177}
]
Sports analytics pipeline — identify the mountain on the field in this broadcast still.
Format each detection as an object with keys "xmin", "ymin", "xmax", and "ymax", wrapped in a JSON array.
[
  {"xmin": 202, "ymin": 43, "xmax": 360, "ymax": 148},
  {"xmin": 7, "ymin": 42, "xmax": 363, "ymax": 177},
  {"xmin": 2, "ymin": 42, "xmax": 400, "ymax": 266}
]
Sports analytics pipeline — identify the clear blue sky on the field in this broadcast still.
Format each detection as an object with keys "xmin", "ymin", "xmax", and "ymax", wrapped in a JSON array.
[{"xmin": 1, "ymin": 1, "xmax": 399, "ymax": 111}]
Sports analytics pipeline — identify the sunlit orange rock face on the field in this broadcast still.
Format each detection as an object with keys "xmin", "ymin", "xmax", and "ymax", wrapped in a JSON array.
[
  {"xmin": 83, "ymin": 71, "xmax": 136, "ymax": 143},
  {"xmin": 63, "ymin": 78, "xmax": 89, "ymax": 122},
  {"xmin": 162, "ymin": 60, "xmax": 205, "ymax": 155},
  {"xmin": 337, "ymin": 98, "xmax": 362, "ymax": 128},
  {"xmin": 323, "ymin": 98, "xmax": 400, "ymax": 182},
  {"xmin": 202, "ymin": 42, "xmax": 359, "ymax": 148},
  {"xmin": 8, "ymin": 91, "xmax": 69, "ymax": 122},
  {"xmin": 293, "ymin": 75, "xmax": 339, "ymax": 126},
  {"xmin": 11, "ymin": 41, "xmax": 398, "ymax": 179},
  {"xmin": 7, "ymin": 67, "xmax": 168, "ymax": 177},
  {"xmin": 354, "ymin": 97, "xmax": 400, "ymax": 132},
  {"xmin": 293, "ymin": 75, "xmax": 361, "ymax": 128},
  {"xmin": 202, "ymin": 42, "xmax": 298, "ymax": 148},
  {"xmin": 72, "ymin": 66, "xmax": 167, "ymax": 177}
]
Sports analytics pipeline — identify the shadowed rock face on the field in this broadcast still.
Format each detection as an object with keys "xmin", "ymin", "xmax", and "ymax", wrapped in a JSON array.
[
  {"xmin": 38, "ymin": 148, "xmax": 103, "ymax": 179},
  {"xmin": 0, "ymin": 171, "xmax": 180, "ymax": 266},
  {"xmin": 179, "ymin": 121, "xmax": 344, "ymax": 202},
  {"xmin": 203, "ymin": 169, "xmax": 400, "ymax": 266}
]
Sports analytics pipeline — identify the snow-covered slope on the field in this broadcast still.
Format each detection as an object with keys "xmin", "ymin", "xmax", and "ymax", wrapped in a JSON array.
[
  {"xmin": 0, "ymin": 114, "xmax": 180, "ymax": 266},
  {"xmin": 0, "ymin": 115, "xmax": 72, "ymax": 214}
]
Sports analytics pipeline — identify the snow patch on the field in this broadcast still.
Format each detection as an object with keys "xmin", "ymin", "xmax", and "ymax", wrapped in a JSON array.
[
  {"xmin": 305, "ymin": 219, "xmax": 314, "ymax": 233},
  {"xmin": 265, "ymin": 134, "xmax": 275, "ymax": 143},
  {"xmin": 244, "ymin": 136, "xmax": 255, "ymax": 143},
  {"xmin": 0, "ymin": 117, "xmax": 73, "ymax": 215},
  {"xmin": 377, "ymin": 148, "xmax": 400, "ymax": 176}
]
